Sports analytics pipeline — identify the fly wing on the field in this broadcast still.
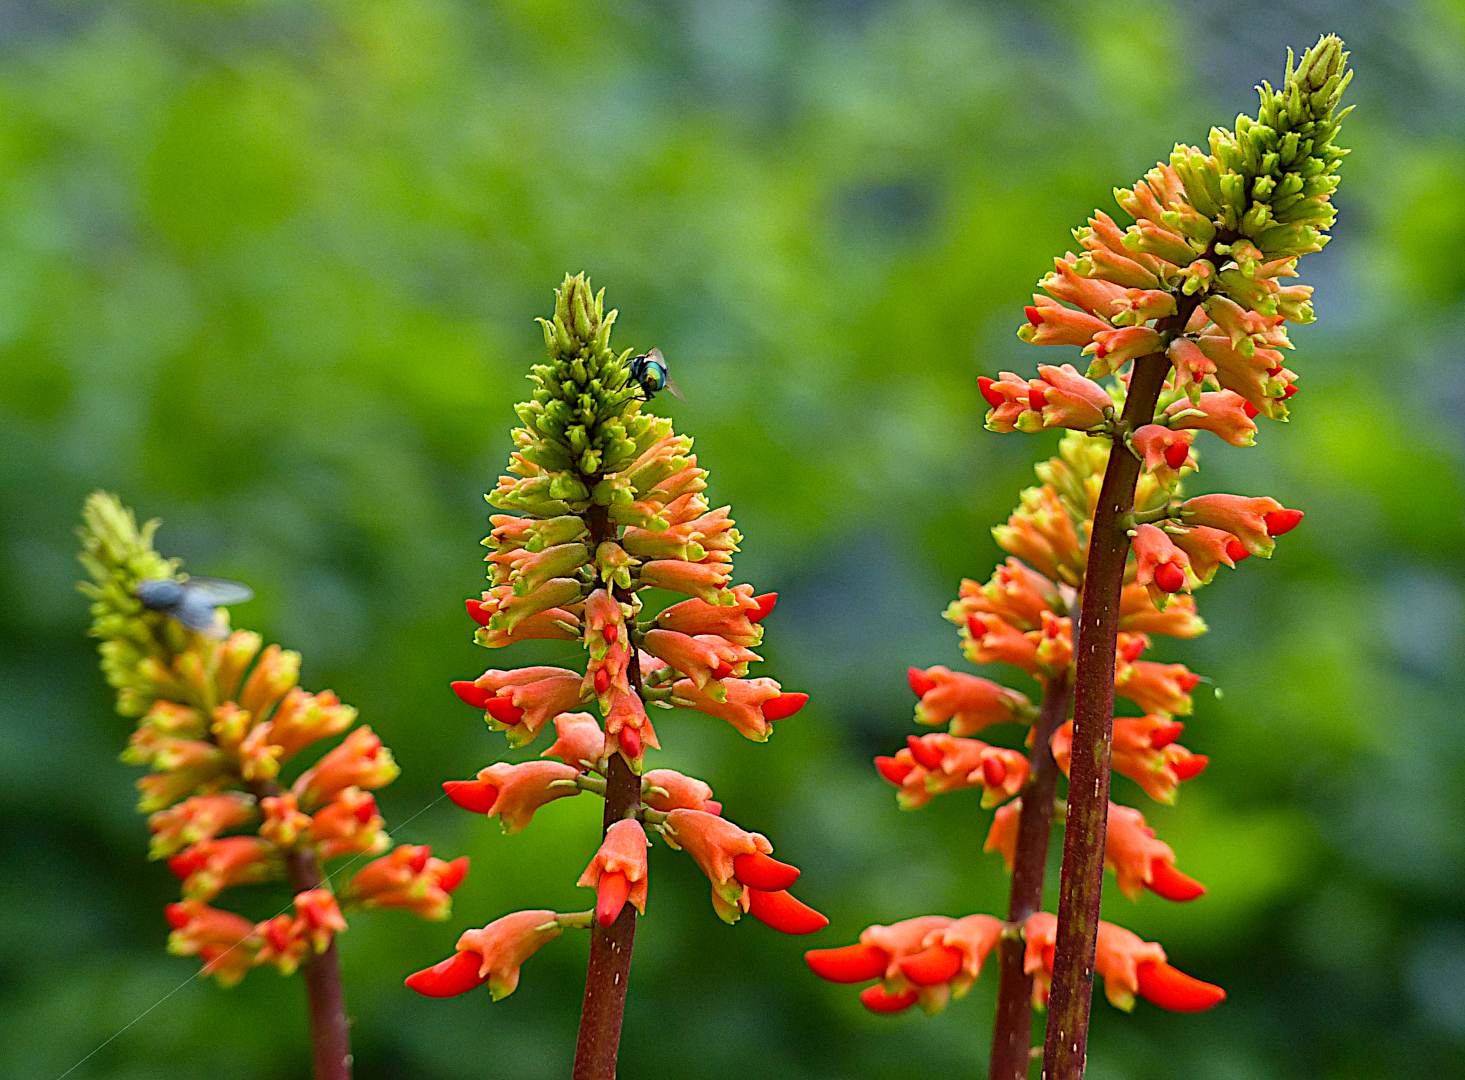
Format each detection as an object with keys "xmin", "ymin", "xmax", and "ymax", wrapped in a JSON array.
[
  {"xmin": 184, "ymin": 576, "xmax": 255, "ymax": 606},
  {"xmin": 664, "ymin": 377, "xmax": 686, "ymax": 402},
  {"xmin": 171, "ymin": 595, "xmax": 225, "ymax": 633}
]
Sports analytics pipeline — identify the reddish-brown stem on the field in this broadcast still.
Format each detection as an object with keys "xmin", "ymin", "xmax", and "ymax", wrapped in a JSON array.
[
  {"xmin": 250, "ymin": 774, "xmax": 353, "ymax": 1080},
  {"xmin": 285, "ymin": 846, "xmax": 353, "ymax": 1080},
  {"xmin": 571, "ymin": 735, "xmax": 643, "ymax": 1079},
  {"xmin": 573, "ymin": 501, "xmax": 644, "ymax": 1080},
  {"xmin": 990, "ymin": 673, "xmax": 1073, "ymax": 1080},
  {"xmin": 1041, "ymin": 286, "xmax": 1208, "ymax": 1079}
]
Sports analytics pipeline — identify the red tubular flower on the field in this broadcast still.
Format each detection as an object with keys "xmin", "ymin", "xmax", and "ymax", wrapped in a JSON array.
[
  {"xmin": 453, "ymin": 760, "xmax": 581, "ymax": 833},
  {"xmin": 165, "ymin": 899, "xmax": 260, "ymax": 987},
  {"xmin": 169, "ymin": 836, "xmax": 277, "ymax": 901},
  {"xmin": 671, "ymin": 676, "xmax": 796, "ymax": 742},
  {"xmin": 908, "ymin": 665, "xmax": 1031, "ymax": 736},
  {"xmin": 311, "ymin": 788, "xmax": 389, "ymax": 861},
  {"xmin": 578, "ymin": 819, "xmax": 649, "ymax": 926},
  {"xmin": 1131, "ymin": 424, "xmax": 1195, "ymax": 480},
  {"xmin": 292, "ymin": 726, "xmax": 399, "ymax": 809},
  {"xmin": 541, "ymin": 711, "xmax": 606, "ymax": 771},
  {"xmin": 147, "ymin": 792, "xmax": 256, "ymax": 859},
  {"xmin": 1105, "ymin": 803, "xmax": 1205, "ymax": 902},
  {"xmin": 1051, "ymin": 716, "xmax": 1205, "ymax": 804},
  {"xmin": 1018, "ymin": 297, "xmax": 1113, "ymax": 348},
  {"xmin": 965, "ymin": 613, "xmax": 1040, "ymax": 673},
  {"xmin": 416, "ymin": 909, "xmax": 565, "ymax": 1001},
  {"xmin": 1114, "ymin": 659, "xmax": 1199, "ymax": 716},
  {"xmin": 1179, "ymin": 493, "xmax": 1299, "ymax": 558},
  {"xmin": 654, "ymin": 585, "xmax": 764, "ymax": 646},
  {"xmin": 1164, "ymin": 390, "xmax": 1259, "ymax": 447},
  {"xmin": 979, "ymin": 371, "xmax": 1039, "ymax": 433},
  {"xmin": 1132, "ymin": 524, "xmax": 1192, "ymax": 605},
  {"xmin": 349, "ymin": 845, "xmax": 467, "ymax": 921},
  {"xmin": 641, "ymin": 768, "xmax": 718, "ymax": 813},
  {"xmin": 662, "ymin": 808, "xmax": 774, "ymax": 922},
  {"xmin": 1030, "ymin": 363, "xmax": 1114, "ymax": 429}
]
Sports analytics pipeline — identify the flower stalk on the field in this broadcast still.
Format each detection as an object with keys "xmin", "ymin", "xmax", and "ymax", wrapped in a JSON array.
[
  {"xmin": 412, "ymin": 275, "xmax": 815, "ymax": 1079},
  {"xmin": 78, "ymin": 493, "xmax": 466, "ymax": 1080}
]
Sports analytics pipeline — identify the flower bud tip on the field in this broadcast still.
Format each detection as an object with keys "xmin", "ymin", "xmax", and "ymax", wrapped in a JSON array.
[
  {"xmin": 444, "ymin": 779, "xmax": 500, "ymax": 814},
  {"xmin": 746, "ymin": 888, "xmax": 828, "ymax": 934},
  {"xmin": 906, "ymin": 667, "xmax": 937, "ymax": 698},
  {"xmin": 761, "ymin": 692, "xmax": 808, "ymax": 722},
  {"xmin": 451, "ymin": 680, "xmax": 494, "ymax": 708},
  {"xmin": 859, "ymin": 983, "xmax": 919, "ymax": 1014},
  {"xmin": 406, "ymin": 951, "xmax": 488, "ymax": 998},
  {"xmin": 1136, "ymin": 959, "xmax": 1225, "ymax": 1011},
  {"xmin": 733, "ymin": 851, "xmax": 801, "ymax": 891},
  {"xmin": 595, "ymin": 870, "xmax": 631, "ymax": 927},
  {"xmin": 806, "ymin": 942, "xmax": 888, "ymax": 983}
]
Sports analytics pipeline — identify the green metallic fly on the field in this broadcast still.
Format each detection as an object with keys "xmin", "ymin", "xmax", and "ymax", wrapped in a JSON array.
[{"xmin": 628, "ymin": 348, "xmax": 684, "ymax": 402}]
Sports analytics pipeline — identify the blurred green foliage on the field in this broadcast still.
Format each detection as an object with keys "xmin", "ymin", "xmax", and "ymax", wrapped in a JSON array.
[{"xmin": 1, "ymin": 1, "xmax": 1463, "ymax": 1077}]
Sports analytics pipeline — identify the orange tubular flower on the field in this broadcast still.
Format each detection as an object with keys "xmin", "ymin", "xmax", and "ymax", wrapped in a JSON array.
[
  {"xmin": 444, "ymin": 760, "xmax": 582, "ymax": 834},
  {"xmin": 578, "ymin": 819, "xmax": 649, "ymax": 926},
  {"xmin": 907, "ymin": 666, "xmax": 1031, "ymax": 735},
  {"xmin": 348, "ymin": 845, "xmax": 468, "ymax": 921},
  {"xmin": 1105, "ymin": 803, "xmax": 1205, "ymax": 902},
  {"xmin": 408, "ymin": 910, "xmax": 566, "ymax": 1001}
]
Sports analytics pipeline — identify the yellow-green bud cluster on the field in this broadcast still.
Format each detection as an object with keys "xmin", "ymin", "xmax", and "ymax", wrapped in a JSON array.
[
  {"xmin": 495, "ymin": 273, "xmax": 668, "ymax": 520},
  {"xmin": 78, "ymin": 492, "xmax": 189, "ymax": 718},
  {"xmin": 1177, "ymin": 34, "xmax": 1351, "ymax": 259}
]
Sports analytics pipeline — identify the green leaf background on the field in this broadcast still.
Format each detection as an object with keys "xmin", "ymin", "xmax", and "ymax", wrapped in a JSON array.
[{"xmin": 1, "ymin": 1, "xmax": 1462, "ymax": 1077}]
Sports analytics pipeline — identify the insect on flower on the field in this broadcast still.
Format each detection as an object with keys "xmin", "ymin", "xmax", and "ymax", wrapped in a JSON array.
[
  {"xmin": 628, "ymin": 348, "xmax": 684, "ymax": 402},
  {"xmin": 135, "ymin": 576, "xmax": 254, "ymax": 638}
]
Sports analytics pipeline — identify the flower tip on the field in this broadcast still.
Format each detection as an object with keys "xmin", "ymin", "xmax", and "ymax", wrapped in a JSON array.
[
  {"xmin": 618, "ymin": 724, "xmax": 643, "ymax": 761},
  {"xmin": 164, "ymin": 902, "xmax": 191, "ymax": 930},
  {"xmin": 749, "ymin": 592, "xmax": 778, "ymax": 623},
  {"xmin": 746, "ymin": 888, "xmax": 828, "ymax": 934},
  {"xmin": 1153, "ymin": 563, "xmax": 1187, "ymax": 594},
  {"xmin": 1146, "ymin": 861, "xmax": 1206, "ymax": 902},
  {"xmin": 1264, "ymin": 509, "xmax": 1304, "ymax": 536},
  {"xmin": 1172, "ymin": 753, "xmax": 1209, "ymax": 781},
  {"xmin": 899, "ymin": 944, "xmax": 963, "ymax": 986},
  {"xmin": 1241, "ymin": 400, "xmax": 1259, "ymax": 419},
  {"xmin": 484, "ymin": 697, "xmax": 525, "ymax": 725},
  {"xmin": 733, "ymin": 851, "xmax": 801, "ymax": 891},
  {"xmin": 595, "ymin": 870, "xmax": 631, "ymax": 927},
  {"xmin": 438, "ymin": 856, "xmax": 471, "ymax": 894},
  {"xmin": 1023, "ymin": 305, "xmax": 1043, "ymax": 328},
  {"xmin": 761, "ymin": 692, "xmax": 808, "ymax": 722},
  {"xmin": 443, "ymin": 779, "xmax": 500, "ymax": 814},
  {"xmin": 874, "ymin": 755, "xmax": 913, "ymax": 787},
  {"xmin": 805, "ymin": 942, "xmax": 888, "ymax": 983},
  {"xmin": 977, "ymin": 377, "xmax": 1004, "ymax": 409},
  {"xmin": 1149, "ymin": 721, "xmax": 1184, "ymax": 749},
  {"xmin": 703, "ymin": 799, "xmax": 723, "ymax": 816},
  {"xmin": 451, "ymin": 680, "xmax": 494, "ymax": 708},
  {"xmin": 859, "ymin": 983, "xmax": 919, "ymax": 1014},
  {"xmin": 1136, "ymin": 959, "xmax": 1226, "ymax": 1011},
  {"xmin": 1224, "ymin": 537, "xmax": 1251, "ymax": 562},
  {"xmin": 906, "ymin": 734, "xmax": 944, "ymax": 770},
  {"xmin": 405, "ymin": 951, "xmax": 488, "ymax": 998},
  {"xmin": 593, "ymin": 668, "xmax": 611, "ymax": 695},
  {"xmin": 464, "ymin": 599, "xmax": 492, "ymax": 627},
  {"xmin": 981, "ymin": 756, "xmax": 1007, "ymax": 788},
  {"xmin": 1163, "ymin": 441, "xmax": 1191, "ymax": 470},
  {"xmin": 906, "ymin": 666, "xmax": 937, "ymax": 699}
]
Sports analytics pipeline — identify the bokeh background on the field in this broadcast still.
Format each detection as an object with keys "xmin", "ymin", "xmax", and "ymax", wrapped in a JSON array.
[{"xmin": 2, "ymin": 0, "xmax": 1462, "ymax": 1077}]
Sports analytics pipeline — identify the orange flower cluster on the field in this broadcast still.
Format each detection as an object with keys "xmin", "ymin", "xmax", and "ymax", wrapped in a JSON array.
[
  {"xmin": 409, "ymin": 276, "xmax": 817, "ymax": 1002},
  {"xmin": 80, "ymin": 493, "xmax": 465, "ymax": 987}
]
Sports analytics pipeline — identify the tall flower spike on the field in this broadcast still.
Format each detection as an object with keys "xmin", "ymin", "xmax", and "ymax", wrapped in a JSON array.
[
  {"xmin": 416, "ymin": 276, "xmax": 815, "ymax": 1080},
  {"xmin": 79, "ymin": 493, "xmax": 465, "ymax": 1079},
  {"xmin": 837, "ymin": 417, "xmax": 1279, "ymax": 1079},
  {"xmin": 948, "ymin": 38, "xmax": 1346, "ymax": 1080}
]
